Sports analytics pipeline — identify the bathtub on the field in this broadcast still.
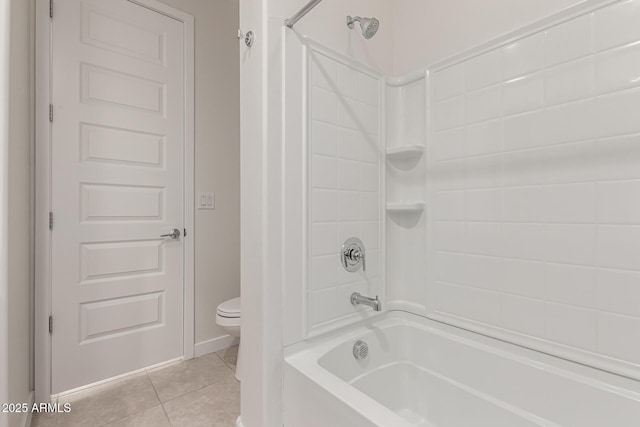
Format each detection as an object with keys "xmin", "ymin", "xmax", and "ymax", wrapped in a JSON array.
[{"xmin": 284, "ymin": 311, "xmax": 640, "ymax": 427}]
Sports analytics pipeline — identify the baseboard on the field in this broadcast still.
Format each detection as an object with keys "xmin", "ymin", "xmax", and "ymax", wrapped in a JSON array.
[
  {"xmin": 21, "ymin": 391, "xmax": 34, "ymax": 427},
  {"xmin": 194, "ymin": 335, "xmax": 239, "ymax": 358},
  {"xmin": 45, "ymin": 337, "xmax": 237, "ymax": 404},
  {"xmin": 52, "ymin": 356, "xmax": 183, "ymax": 401}
]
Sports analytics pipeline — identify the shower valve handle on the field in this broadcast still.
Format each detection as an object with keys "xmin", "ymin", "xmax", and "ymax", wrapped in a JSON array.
[
  {"xmin": 345, "ymin": 248, "xmax": 366, "ymax": 271},
  {"xmin": 341, "ymin": 237, "xmax": 366, "ymax": 272}
]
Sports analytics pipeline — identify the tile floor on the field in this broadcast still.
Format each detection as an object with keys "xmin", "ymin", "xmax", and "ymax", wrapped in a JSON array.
[{"xmin": 31, "ymin": 346, "xmax": 240, "ymax": 427}]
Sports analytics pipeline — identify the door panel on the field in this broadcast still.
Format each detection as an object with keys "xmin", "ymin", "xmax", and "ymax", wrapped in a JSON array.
[{"xmin": 51, "ymin": 0, "xmax": 185, "ymax": 393}]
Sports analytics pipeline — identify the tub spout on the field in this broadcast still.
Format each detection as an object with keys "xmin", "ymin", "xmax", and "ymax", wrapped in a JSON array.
[{"xmin": 350, "ymin": 292, "xmax": 382, "ymax": 311}]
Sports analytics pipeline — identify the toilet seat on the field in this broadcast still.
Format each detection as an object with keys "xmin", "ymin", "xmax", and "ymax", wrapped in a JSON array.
[
  {"xmin": 216, "ymin": 297, "xmax": 241, "ymax": 327},
  {"xmin": 216, "ymin": 296, "xmax": 241, "ymax": 318}
]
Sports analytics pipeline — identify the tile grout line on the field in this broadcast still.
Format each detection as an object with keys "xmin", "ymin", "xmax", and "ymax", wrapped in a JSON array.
[
  {"xmin": 159, "ymin": 379, "xmax": 231, "ymax": 408},
  {"xmin": 153, "ymin": 355, "xmax": 238, "ymax": 409},
  {"xmin": 215, "ymin": 349, "xmax": 237, "ymax": 373},
  {"xmin": 102, "ymin": 374, "xmax": 162, "ymax": 427},
  {"xmin": 146, "ymin": 371, "xmax": 173, "ymax": 426}
]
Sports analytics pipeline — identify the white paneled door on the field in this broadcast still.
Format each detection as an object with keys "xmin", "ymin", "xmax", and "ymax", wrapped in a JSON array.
[{"xmin": 51, "ymin": 0, "xmax": 185, "ymax": 393}]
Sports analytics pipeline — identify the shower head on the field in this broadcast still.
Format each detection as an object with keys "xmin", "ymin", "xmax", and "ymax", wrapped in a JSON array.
[{"xmin": 346, "ymin": 16, "xmax": 380, "ymax": 39}]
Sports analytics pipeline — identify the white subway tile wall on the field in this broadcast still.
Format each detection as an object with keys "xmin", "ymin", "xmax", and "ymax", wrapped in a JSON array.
[
  {"xmin": 308, "ymin": 50, "xmax": 382, "ymax": 330},
  {"xmin": 429, "ymin": 0, "xmax": 640, "ymax": 369}
]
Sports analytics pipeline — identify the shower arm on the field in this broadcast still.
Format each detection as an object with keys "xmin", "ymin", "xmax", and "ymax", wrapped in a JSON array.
[{"xmin": 285, "ymin": 0, "xmax": 323, "ymax": 28}]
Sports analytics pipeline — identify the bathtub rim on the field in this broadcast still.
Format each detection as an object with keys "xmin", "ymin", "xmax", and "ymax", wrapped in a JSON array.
[{"xmin": 285, "ymin": 310, "xmax": 640, "ymax": 424}]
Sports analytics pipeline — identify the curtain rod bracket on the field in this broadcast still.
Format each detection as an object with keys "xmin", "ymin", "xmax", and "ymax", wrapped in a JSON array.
[{"xmin": 285, "ymin": 0, "xmax": 323, "ymax": 28}]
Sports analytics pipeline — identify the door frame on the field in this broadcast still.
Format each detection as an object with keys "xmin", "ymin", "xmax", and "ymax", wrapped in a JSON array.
[
  {"xmin": 0, "ymin": 0, "xmax": 10, "ymax": 415},
  {"xmin": 34, "ymin": 0, "xmax": 195, "ymax": 403}
]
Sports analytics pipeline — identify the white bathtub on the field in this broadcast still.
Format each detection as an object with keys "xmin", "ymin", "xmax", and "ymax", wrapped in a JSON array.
[{"xmin": 284, "ymin": 311, "xmax": 640, "ymax": 427}]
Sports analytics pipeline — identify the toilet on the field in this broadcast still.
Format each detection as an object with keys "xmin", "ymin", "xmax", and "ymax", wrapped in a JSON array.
[{"xmin": 216, "ymin": 297, "xmax": 242, "ymax": 381}]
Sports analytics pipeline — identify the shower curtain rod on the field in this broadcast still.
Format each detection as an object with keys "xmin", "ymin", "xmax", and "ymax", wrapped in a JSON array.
[{"xmin": 285, "ymin": 0, "xmax": 323, "ymax": 28}]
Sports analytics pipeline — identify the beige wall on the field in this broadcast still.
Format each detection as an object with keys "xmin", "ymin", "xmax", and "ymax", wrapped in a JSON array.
[
  {"xmin": 157, "ymin": 0, "xmax": 241, "ymax": 345},
  {"xmin": 7, "ymin": 0, "xmax": 34, "ymax": 425},
  {"xmin": 393, "ymin": 0, "xmax": 586, "ymax": 75}
]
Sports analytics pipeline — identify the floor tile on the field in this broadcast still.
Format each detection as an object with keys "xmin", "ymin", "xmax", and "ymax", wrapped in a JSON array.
[
  {"xmin": 216, "ymin": 345, "xmax": 238, "ymax": 370},
  {"xmin": 30, "ymin": 411, "xmax": 58, "ymax": 427},
  {"xmin": 56, "ymin": 373, "xmax": 160, "ymax": 427},
  {"xmin": 163, "ymin": 376, "xmax": 240, "ymax": 427},
  {"xmin": 148, "ymin": 352, "xmax": 234, "ymax": 403},
  {"xmin": 104, "ymin": 406, "xmax": 170, "ymax": 427}
]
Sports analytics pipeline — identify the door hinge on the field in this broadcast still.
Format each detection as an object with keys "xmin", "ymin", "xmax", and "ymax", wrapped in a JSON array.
[
  {"xmin": 49, "ymin": 212, "xmax": 53, "ymax": 230},
  {"xmin": 49, "ymin": 0, "xmax": 53, "ymax": 18},
  {"xmin": 184, "ymin": 228, "xmax": 187, "ymax": 237},
  {"xmin": 49, "ymin": 104, "xmax": 53, "ymax": 122},
  {"xmin": 49, "ymin": 315, "xmax": 53, "ymax": 334}
]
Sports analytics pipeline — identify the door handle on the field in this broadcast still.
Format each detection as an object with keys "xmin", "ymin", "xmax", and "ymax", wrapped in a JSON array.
[{"xmin": 160, "ymin": 228, "xmax": 181, "ymax": 239}]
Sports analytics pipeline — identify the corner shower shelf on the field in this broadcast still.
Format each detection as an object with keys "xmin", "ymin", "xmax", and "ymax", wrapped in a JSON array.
[
  {"xmin": 386, "ymin": 202, "xmax": 425, "ymax": 213},
  {"xmin": 386, "ymin": 145, "xmax": 425, "ymax": 161}
]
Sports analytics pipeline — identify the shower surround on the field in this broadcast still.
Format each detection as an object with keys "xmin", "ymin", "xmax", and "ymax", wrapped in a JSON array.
[
  {"xmin": 427, "ymin": 0, "xmax": 640, "ymax": 380},
  {"xmin": 280, "ymin": 0, "xmax": 640, "ymax": 425},
  {"xmin": 306, "ymin": 44, "xmax": 384, "ymax": 333}
]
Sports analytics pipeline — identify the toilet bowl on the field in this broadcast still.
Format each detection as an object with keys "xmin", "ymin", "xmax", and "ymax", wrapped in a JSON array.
[{"xmin": 216, "ymin": 297, "xmax": 242, "ymax": 381}]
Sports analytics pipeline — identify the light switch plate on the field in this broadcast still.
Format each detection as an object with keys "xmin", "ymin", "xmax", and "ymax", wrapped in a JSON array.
[{"xmin": 198, "ymin": 192, "xmax": 215, "ymax": 210}]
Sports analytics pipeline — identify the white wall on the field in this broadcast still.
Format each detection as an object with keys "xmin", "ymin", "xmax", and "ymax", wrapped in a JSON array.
[
  {"xmin": 156, "ymin": 0, "xmax": 240, "ymax": 347},
  {"xmin": 273, "ymin": 0, "xmax": 394, "ymax": 74},
  {"xmin": 5, "ymin": 0, "xmax": 34, "ymax": 425},
  {"xmin": 393, "ymin": 0, "xmax": 586, "ymax": 75},
  {"xmin": 238, "ymin": 0, "xmax": 272, "ymax": 422},
  {"xmin": 427, "ymin": 0, "xmax": 640, "ymax": 380}
]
